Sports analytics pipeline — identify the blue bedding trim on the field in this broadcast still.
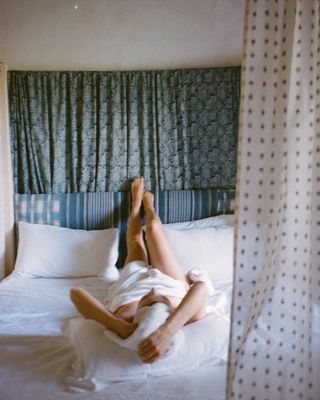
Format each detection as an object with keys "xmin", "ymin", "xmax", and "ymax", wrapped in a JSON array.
[{"xmin": 15, "ymin": 189, "xmax": 235, "ymax": 266}]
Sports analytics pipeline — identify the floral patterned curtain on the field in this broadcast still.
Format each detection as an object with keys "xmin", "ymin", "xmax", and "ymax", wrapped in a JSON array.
[{"xmin": 8, "ymin": 67, "xmax": 240, "ymax": 194}]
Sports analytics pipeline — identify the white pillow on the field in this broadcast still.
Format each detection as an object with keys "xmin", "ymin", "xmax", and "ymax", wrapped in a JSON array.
[
  {"xmin": 63, "ymin": 312, "xmax": 229, "ymax": 391},
  {"xmin": 164, "ymin": 225, "xmax": 234, "ymax": 281},
  {"xmin": 14, "ymin": 222, "xmax": 120, "ymax": 280},
  {"xmin": 163, "ymin": 214, "xmax": 234, "ymax": 230}
]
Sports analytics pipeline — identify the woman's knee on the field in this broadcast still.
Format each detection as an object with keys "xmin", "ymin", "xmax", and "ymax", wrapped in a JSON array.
[
  {"xmin": 146, "ymin": 217, "xmax": 162, "ymax": 235},
  {"xmin": 70, "ymin": 287, "xmax": 86, "ymax": 303},
  {"xmin": 127, "ymin": 229, "xmax": 145, "ymax": 242}
]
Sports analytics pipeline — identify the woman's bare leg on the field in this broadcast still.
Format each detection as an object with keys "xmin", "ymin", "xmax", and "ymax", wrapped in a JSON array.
[
  {"xmin": 70, "ymin": 287, "xmax": 137, "ymax": 339},
  {"xmin": 143, "ymin": 191, "xmax": 188, "ymax": 286},
  {"xmin": 124, "ymin": 177, "xmax": 148, "ymax": 265},
  {"xmin": 138, "ymin": 281, "xmax": 208, "ymax": 363}
]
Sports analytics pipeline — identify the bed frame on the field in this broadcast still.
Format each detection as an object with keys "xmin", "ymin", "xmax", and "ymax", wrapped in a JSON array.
[{"xmin": 15, "ymin": 189, "xmax": 235, "ymax": 266}]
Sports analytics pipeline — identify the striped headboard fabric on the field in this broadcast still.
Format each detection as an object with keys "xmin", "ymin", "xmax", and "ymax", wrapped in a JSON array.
[{"xmin": 15, "ymin": 189, "xmax": 235, "ymax": 266}]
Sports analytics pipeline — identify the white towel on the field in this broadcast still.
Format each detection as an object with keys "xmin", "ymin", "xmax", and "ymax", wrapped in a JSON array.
[{"xmin": 104, "ymin": 302, "xmax": 181, "ymax": 352}]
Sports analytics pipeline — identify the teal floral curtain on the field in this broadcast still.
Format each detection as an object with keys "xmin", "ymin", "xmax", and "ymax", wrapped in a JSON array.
[{"xmin": 8, "ymin": 68, "xmax": 240, "ymax": 194}]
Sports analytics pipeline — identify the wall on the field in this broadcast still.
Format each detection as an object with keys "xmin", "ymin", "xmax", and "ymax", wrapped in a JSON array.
[{"xmin": 0, "ymin": 0, "xmax": 244, "ymax": 71}]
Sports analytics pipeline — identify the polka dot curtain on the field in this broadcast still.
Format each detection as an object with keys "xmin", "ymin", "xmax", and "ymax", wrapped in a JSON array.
[{"xmin": 227, "ymin": 1, "xmax": 320, "ymax": 399}]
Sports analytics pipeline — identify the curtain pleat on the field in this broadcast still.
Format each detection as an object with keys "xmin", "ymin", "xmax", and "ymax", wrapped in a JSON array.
[
  {"xmin": 8, "ymin": 68, "xmax": 240, "ymax": 194},
  {"xmin": 0, "ymin": 63, "xmax": 15, "ymax": 277}
]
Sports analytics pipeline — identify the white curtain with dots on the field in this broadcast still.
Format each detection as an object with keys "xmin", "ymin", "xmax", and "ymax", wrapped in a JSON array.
[{"xmin": 227, "ymin": 1, "xmax": 320, "ymax": 399}]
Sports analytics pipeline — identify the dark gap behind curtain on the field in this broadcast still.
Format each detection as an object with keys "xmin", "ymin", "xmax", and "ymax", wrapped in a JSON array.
[{"xmin": 8, "ymin": 67, "xmax": 240, "ymax": 194}]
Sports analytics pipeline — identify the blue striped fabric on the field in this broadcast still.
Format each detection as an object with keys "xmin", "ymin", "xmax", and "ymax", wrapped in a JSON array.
[{"xmin": 15, "ymin": 189, "xmax": 235, "ymax": 266}]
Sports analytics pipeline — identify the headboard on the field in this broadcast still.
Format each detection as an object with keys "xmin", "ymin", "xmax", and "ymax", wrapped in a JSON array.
[{"xmin": 15, "ymin": 189, "xmax": 235, "ymax": 266}]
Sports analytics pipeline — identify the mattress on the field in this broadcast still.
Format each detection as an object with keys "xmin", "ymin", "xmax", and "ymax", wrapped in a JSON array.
[{"xmin": 0, "ymin": 274, "xmax": 231, "ymax": 400}]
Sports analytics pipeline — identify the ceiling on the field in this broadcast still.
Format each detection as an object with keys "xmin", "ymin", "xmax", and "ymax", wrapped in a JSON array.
[{"xmin": 0, "ymin": 0, "xmax": 244, "ymax": 71}]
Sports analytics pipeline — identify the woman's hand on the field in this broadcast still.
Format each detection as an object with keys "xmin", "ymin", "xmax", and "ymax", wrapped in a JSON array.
[{"xmin": 138, "ymin": 324, "xmax": 174, "ymax": 363}]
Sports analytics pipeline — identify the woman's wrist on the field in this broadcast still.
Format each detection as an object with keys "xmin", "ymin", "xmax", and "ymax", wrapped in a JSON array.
[{"xmin": 163, "ymin": 316, "xmax": 182, "ymax": 336}]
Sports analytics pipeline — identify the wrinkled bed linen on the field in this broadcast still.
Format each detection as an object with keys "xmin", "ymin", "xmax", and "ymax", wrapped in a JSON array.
[
  {"xmin": 0, "ymin": 274, "xmax": 232, "ymax": 400},
  {"xmin": 63, "ymin": 311, "xmax": 229, "ymax": 392}
]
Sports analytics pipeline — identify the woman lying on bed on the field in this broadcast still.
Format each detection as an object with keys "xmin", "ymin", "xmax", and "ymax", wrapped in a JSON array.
[{"xmin": 70, "ymin": 177, "xmax": 209, "ymax": 364}]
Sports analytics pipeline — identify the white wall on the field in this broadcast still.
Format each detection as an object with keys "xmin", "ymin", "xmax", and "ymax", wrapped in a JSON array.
[{"xmin": 0, "ymin": 0, "xmax": 244, "ymax": 71}]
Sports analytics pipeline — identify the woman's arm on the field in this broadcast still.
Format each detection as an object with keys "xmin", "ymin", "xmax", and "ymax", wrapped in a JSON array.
[
  {"xmin": 138, "ymin": 281, "xmax": 208, "ymax": 363},
  {"xmin": 70, "ymin": 287, "xmax": 137, "ymax": 339}
]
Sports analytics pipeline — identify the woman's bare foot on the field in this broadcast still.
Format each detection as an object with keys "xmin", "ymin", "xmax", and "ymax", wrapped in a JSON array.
[
  {"xmin": 138, "ymin": 323, "xmax": 174, "ymax": 363},
  {"xmin": 131, "ymin": 177, "xmax": 144, "ymax": 213}
]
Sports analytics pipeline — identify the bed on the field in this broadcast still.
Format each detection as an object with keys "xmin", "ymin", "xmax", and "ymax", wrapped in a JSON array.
[{"xmin": 0, "ymin": 189, "xmax": 235, "ymax": 400}]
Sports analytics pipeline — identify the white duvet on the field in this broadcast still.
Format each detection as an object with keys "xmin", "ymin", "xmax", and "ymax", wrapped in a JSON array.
[{"xmin": 0, "ymin": 273, "xmax": 232, "ymax": 399}]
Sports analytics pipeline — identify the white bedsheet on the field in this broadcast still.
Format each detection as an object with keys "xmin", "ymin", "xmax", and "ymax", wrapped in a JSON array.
[{"xmin": 0, "ymin": 274, "xmax": 232, "ymax": 400}]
